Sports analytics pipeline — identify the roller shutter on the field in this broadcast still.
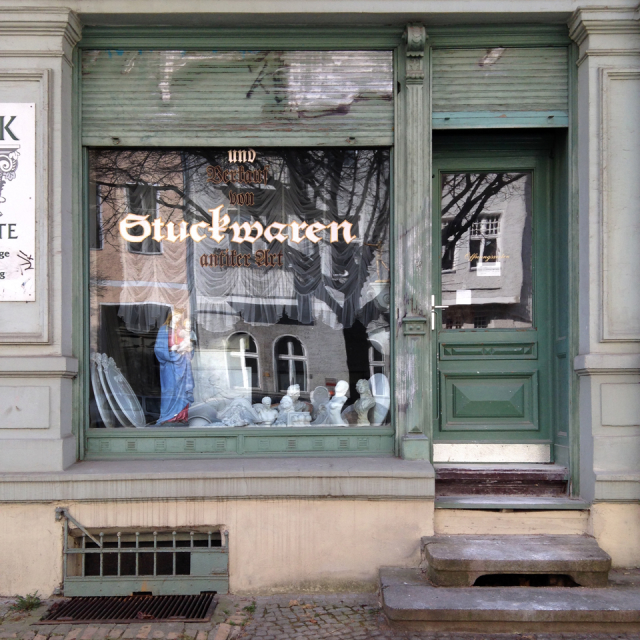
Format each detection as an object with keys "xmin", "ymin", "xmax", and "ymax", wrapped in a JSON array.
[
  {"xmin": 432, "ymin": 47, "xmax": 569, "ymax": 128},
  {"xmin": 81, "ymin": 50, "xmax": 394, "ymax": 146}
]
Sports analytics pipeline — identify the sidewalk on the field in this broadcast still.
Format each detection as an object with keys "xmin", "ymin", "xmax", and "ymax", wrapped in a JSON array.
[{"xmin": 2, "ymin": 593, "xmax": 640, "ymax": 640}]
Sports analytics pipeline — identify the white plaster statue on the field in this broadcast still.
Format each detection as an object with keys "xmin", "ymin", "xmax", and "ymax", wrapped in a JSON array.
[
  {"xmin": 253, "ymin": 396, "xmax": 278, "ymax": 426},
  {"xmin": 326, "ymin": 394, "xmax": 348, "ymax": 426},
  {"xmin": 219, "ymin": 397, "xmax": 260, "ymax": 427},
  {"xmin": 310, "ymin": 379, "xmax": 349, "ymax": 426},
  {"xmin": 275, "ymin": 395, "xmax": 295, "ymax": 425},
  {"xmin": 286, "ymin": 384, "xmax": 310, "ymax": 412},
  {"xmin": 354, "ymin": 379, "xmax": 376, "ymax": 426}
]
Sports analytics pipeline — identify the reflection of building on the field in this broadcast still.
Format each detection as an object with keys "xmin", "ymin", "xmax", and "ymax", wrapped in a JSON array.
[{"xmin": 441, "ymin": 175, "xmax": 532, "ymax": 329}]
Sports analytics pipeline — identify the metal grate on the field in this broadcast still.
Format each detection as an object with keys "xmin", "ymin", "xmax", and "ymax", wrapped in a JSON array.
[{"xmin": 38, "ymin": 594, "xmax": 216, "ymax": 624}]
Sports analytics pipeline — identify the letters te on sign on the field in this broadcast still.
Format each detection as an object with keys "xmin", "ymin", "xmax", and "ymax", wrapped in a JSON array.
[{"xmin": 0, "ymin": 103, "xmax": 36, "ymax": 302}]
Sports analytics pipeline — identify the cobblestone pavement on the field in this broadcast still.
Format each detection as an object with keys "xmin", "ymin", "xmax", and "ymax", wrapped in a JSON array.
[{"xmin": 2, "ymin": 594, "xmax": 640, "ymax": 640}]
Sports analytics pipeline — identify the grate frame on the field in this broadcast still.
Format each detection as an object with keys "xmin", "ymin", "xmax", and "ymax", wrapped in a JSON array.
[
  {"xmin": 56, "ymin": 508, "xmax": 229, "ymax": 597},
  {"xmin": 37, "ymin": 594, "xmax": 217, "ymax": 624}
]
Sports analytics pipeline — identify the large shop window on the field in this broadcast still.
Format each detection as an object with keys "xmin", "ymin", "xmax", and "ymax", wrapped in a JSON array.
[{"xmin": 89, "ymin": 148, "xmax": 391, "ymax": 431}]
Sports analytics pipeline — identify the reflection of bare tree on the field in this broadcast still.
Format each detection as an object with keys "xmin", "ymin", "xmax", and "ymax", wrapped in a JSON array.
[
  {"xmin": 441, "ymin": 172, "xmax": 525, "ymax": 270},
  {"xmin": 90, "ymin": 148, "xmax": 390, "ymax": 328}
]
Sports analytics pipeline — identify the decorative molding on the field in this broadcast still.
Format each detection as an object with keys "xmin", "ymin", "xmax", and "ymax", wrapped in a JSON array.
[
  {"xmin": 574, "ymin": 353, "xmax": 640, "ymax": 376},
  {"xmin": 569, "ymin": 7, "xmax": 640, "ymax": 46},
  {"xmin": 402, "ymin": 316, "xmax": 427, "ymax": 336},
  {"xmin": 576, "ymin": 49, "xmax": 640, "ymax": 67},
  {"xmin": 0, "ymin": 7, "xmax": 81, "ymax": 65},
  {"xmin": 0, "ymin": 356, "xmax": 78, "ymax": 379},
  {"xmin": 0, "ymin": 69, "xmax": 51, "ymax": 344},
  {"xmin": 599, "ymin": 68, "xmax": 640, "ymax": 342},
  {"xmin": 403, "ymin": 24, "xmax": 427, "ymax": 84}
]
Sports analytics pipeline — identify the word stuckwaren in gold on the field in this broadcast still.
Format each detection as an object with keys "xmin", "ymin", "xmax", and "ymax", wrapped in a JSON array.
[{"xmin": 119, "ymin": 205, "xmax": 356, "ymax": 245}]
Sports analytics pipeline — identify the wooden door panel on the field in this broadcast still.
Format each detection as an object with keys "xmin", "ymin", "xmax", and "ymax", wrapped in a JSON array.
[{"xmin": 440, "ymin": 369, "xmax": 538, "ymax": 433}]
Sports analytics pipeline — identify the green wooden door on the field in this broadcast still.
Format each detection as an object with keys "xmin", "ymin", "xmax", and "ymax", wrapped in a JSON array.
[{"xmin": 432, "ymin": 144, "xmax": 552, "ymax": 463}]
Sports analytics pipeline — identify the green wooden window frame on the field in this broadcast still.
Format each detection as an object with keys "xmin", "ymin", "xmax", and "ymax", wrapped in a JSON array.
[{"xmin": 71, "ymin": 25, "xmax": 578, "ymax": 469}]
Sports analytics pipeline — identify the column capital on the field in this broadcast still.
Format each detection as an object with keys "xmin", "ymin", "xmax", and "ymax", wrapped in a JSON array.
[
  {"xmin": 568, "ymin": 6, "xmax": 639, "ymax": 48},
  {"xmin": 0, "ymin": 7, "xmax": 82, "ymax": 64}
]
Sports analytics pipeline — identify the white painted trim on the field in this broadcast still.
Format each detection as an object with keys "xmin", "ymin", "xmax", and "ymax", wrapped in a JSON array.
[{"xmin": 433, "ymin": 442, "xmax": 551, "ymax": 463}]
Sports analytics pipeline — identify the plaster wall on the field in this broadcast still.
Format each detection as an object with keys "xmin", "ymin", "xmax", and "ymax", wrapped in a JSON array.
[{"xmin": 0, "ymin": 498, "xmax": 434, "ymax": 597}]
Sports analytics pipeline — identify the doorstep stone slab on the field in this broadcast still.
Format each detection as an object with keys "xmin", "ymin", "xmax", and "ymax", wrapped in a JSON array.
[
  {"xmin": 380, "ymin": 567, "xmax": 640, "ymax": 633},
  {"xmin": 421, "ymin": 535, "xmax": 611, "ymax": 587}
]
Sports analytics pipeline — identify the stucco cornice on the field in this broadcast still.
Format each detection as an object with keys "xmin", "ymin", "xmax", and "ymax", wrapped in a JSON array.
[
  {"xmin": 569, "ymin": 6, "xmax": 640, "ymax": 46},
  {"xmin": 0, "ymin": 7, "xmax": 82, "ymax": 50}
]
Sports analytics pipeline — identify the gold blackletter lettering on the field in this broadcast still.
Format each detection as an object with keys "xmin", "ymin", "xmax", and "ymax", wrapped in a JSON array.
[
  {"xmin": 120, "ymin": 214, "xmax": 151, "ymax": 243},
  {"xmin": 209, "ymin": 205, "xmax": 230, "ymax": 244},
  {"xmin": 229, "ymin": 221, "xmax": 264, "ymax": 244}
]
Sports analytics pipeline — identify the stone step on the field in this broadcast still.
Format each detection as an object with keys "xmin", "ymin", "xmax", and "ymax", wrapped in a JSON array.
[
  {"xmin": 380, "ymin": 567, "xmax": 640, "ymax": 633},
  {"xmin": 435, "ymin": 463, "xmax": 569, "ymax": 497},
  {"xmin": 421, "ymin": 535, "xmax": 611, "ymax": 587}
]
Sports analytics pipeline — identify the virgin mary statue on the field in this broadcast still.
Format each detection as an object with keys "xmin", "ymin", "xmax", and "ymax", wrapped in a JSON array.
[{"xmin": 154, "ymin": 308, "xmax": 194, "ymax": 424}]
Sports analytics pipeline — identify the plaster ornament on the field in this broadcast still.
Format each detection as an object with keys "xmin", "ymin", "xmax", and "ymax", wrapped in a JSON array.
[
  {"xmin": 311, "ymin": 386, "xmax": 330, "ymax": 420},
  {"xmin": 100, "ymin": 354, "xmax": 146, "ymax": 428},
  {"xmin": 187, "ymin": 401, "xmax": 220, "ymax": 427},
  {"xmin": 354, "ymin": 379, "xmax": 376, "ymax": 426},
  {"xmin": 252, "ymin": 397, "xmax": 279, "ymax": 426},
  {"xmin": 275, "ymin": 395, "xmax": 295, "ymax": 425},
  {"xmin": 219, "ymin": 397, "xmax": 260, "ymax": 427},
  {"xmin": 326, "ymin": 394, "xmax": 348, "ymax": 427},
  {"xmin": 334, "ymin": 380, "xmax": 350, "ymax": 397},
  {"xmin": 286, "ymin": 384, "xmax": 310, "ymax": 412},
  {"xmin": 90, "ymin": 353, "xmax": 117, "ymax": 428}
]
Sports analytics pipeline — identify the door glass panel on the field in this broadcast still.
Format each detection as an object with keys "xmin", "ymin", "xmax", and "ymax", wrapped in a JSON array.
[{"xmin": 440, "ymin": 172, "xmax": 533, "ymax": 329}]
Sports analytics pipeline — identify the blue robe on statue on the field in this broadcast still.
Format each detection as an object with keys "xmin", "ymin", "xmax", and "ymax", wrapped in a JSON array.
[{"xmin": 154, "ymin": 324, "xmax": 195, "ymax": 424}]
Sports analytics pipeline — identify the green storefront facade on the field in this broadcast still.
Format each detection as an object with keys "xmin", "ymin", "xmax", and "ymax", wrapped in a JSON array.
[{"xmin": 0, "ymin": 1, "xmax": 639, "ymax": 597}]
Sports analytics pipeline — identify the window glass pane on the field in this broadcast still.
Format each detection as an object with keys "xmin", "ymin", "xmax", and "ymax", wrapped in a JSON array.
[
  {"xmin": 440, "ymin": 172, "xmax": 533, "ymax": 329},
  {"xmin": 89, "ymin": 148, "xmax": 391, "ymax": 429}
]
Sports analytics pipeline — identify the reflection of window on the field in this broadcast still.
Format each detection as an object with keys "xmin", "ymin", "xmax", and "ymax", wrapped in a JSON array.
[
  {"xmin": 227, "ymin": 333, "xmax": 260, "ymax": 389},
  {"xmin": 89, "ymin": 182, "xmax": 103, "ymax": 250},
  {"xmin": 275, "ymin": 336, "xmax": 307, "ymax": 392},
  {"xmin": 469, "ymin": 214, "xmax": 500, "ymax": 269},
  {"xmin": 474, "ymin": 314, "xmax": 488, "ymax": 329},
  {"xmin": 369, "ymin": 341, "xmax": 385, "ymax": 379},
  {"xmin": 126, "ymin": 184, "xmax": 162, "ymax": 255}
]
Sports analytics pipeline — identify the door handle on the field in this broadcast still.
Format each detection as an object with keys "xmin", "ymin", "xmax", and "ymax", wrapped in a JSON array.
[{"xmin": 430, "ymin": 295, "xmax": 449, "ymax": 330}]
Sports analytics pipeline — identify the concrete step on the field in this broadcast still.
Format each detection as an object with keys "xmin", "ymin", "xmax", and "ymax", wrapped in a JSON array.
[
  {"xmin": 421, "ymin": 535, "xmax": 611, "ymax": 587},
  {"xmin": 380, "ymin": 567, "xmax": 640, "ymax": 633},
  {"xmin": 435, "ymin": 463, "xmax": 569, "ymax": 497}
]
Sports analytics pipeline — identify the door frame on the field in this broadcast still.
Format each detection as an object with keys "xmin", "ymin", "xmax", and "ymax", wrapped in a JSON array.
[{"xmin": 430, "ymin": 133, "xmax": 570, "ymax": 467}]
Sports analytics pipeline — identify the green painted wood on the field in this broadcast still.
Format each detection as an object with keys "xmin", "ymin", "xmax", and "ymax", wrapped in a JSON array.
[
  {"xmin": 79, "ymin": 26, "xmax": 404, "ymax": 51},
  {"xmin": 432, "ymin": 142, "xmax": 553, "ymax": 446},
  {"xmin": 427, "ymin": 25, "xmax": 571, "ymax": 48},
  {"xmin": 432, "ymin": 47, "xmax": 569, "ymax": 120},
  {"xmin": 81, "ymin": 49, "xmax": 394, "ymax": 146},
  {"xmin": 85, "ymin": 428, "xmax": 395, "ymax": 458},
  {"xmin": 63, "ymin": 576, "xmax": 229, "ymax": 597},
  {"xmin": 394, "ymin": 25, "xmax": 431, "ymax": 457},
  {"xmin": 433, "ymin": 111, "xmax": 569, "ymax": 129}
]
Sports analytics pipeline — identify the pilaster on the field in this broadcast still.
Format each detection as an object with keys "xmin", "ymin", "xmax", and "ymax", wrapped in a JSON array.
[
  {"xmin": 569, "ymin": 5, "xmax": 640, "ymax": 502},
  {"xmin": 395, "ymin": 24, "xmax": 431, "ymax": 460},
  {"xmin": 0, "ymin": 7, "xmax": 81, "ymax": 471}
]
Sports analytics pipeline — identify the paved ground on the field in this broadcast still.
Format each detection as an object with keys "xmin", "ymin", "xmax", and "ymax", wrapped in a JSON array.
[{"xmin": 2, "ymin": 593, "xmax": 640, "ymax": 640}]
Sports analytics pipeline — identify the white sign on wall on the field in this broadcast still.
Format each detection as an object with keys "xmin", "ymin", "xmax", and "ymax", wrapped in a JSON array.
[{"xmin": 0, "ymin": 103, "xmax": 35, "ymax": 302}]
